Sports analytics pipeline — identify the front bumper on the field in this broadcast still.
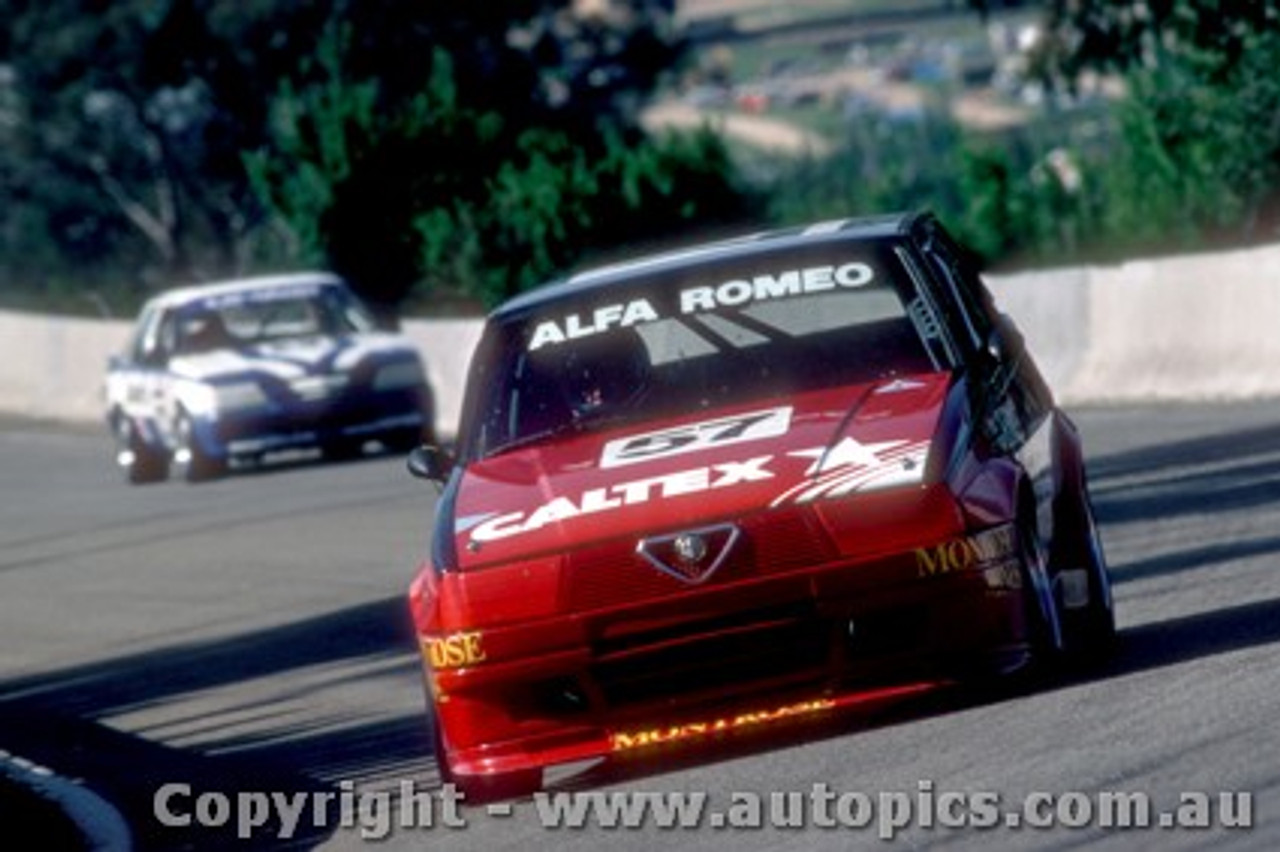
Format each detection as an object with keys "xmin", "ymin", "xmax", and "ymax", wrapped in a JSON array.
[
  {"xmin": 420, "ymin": 528, "xmax": 1028, "ymax": 779},
  {"xmin": 199, "ymin": 386, "xmax": 430, "ymax": 459}
]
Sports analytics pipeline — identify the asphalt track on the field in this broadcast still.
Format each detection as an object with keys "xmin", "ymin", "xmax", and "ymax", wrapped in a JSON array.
[{"xmin": 1, "ymin": 403, "xmax": 1278, "ymax": 851}]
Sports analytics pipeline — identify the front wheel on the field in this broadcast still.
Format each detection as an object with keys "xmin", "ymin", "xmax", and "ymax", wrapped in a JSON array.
[
  {"xmin": 1058, "ymin": 497, "xmax": 1117, "ymax": 665},
  {"xmin": 1018, "ymin": 514, "xmax": 1064, "ymax": 673},
  {"xmin": 382, "ymin": 428, "xmax": 429, "ymax": 456},
  {"xmin": 173, "ymin": 411, "xmax": 226, "ymax": 483},
  {"xmin": 321, "ymin": 439, "xmax": 365, "ymax": 463},
  {"xmin": 113, "ymin": 414, "xmax": 168, "ymax": 485}
]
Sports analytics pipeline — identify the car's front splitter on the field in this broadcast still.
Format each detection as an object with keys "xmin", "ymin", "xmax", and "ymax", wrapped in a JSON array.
[{"xmin": 440, "ymin": 679, "xmax": 951, "ymax": 780}]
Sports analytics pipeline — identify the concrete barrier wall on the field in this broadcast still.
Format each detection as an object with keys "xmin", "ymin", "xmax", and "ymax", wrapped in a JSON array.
[
  {"xmin": 986, "ymin": 241, "xmax": 1280, "ymax": 404},
  {"xmin": 400, "ymin": 318, "xmax": 484, "ymax": 435},
  {"xmin": 1071, "ymin": 247, "xmax": 1280, "ymax": 401},
  {"xmin": 0, "ymin": 309, "xmax": 132, "ymax": 424},
  {"xmin": 984, "ymin": 266, "xmax": 1090, "ymax": 400},
  {"xmin": 2, "ymin": 242, "xmax": 1279, "ymax": 433}
]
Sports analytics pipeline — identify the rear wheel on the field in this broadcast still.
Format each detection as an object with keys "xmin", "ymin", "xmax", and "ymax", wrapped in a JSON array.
[{"xmin": 173, "ymin": 410, "xmax": 226, "ymax": 483}]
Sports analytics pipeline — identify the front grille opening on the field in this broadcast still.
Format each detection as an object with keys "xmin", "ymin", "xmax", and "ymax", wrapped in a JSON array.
[
  {"xmin": 531, "ymin": 676, "xmax": 592, "ymax": 716},
  {"xmin": 847, "ymin": 606, "xmax": 928, "ymax": 657},
  {"xmin": 591, "ymin": 607, "xmax": 831, "ymax": 707}
]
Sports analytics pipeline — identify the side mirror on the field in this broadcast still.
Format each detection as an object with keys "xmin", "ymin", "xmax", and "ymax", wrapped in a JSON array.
[
  {"xmin": 984, "ymin": 314, "xmax": 1025, "ymax": 365},
  {"xmin": 984, "ymin": 328, "xmax": 1005, "ymax": 365},
  {"xmin": 407, "ymin": 444, "xmax": 453, "ymax": 485}
]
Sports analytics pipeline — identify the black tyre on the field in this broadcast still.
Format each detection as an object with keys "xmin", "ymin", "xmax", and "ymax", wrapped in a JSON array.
[
  {"xmin": 1017, "ymin": 513, "xmax": 1064, "ymax": 671},
  {"xmin": 321, "ymin": 440, "xmax": 365, "ymax": 463},
  {"xmin": 382, "ymin": 428, "xmax": 428, "ymax": 455},
  {"xmin": 1058, "ymin": 496, "xmax": 1117, "ymax": 665},
  {"xmin": 173, "ymin": 411, "xmax": 226, "ymax": 483},
  {"xmin": 114, "ymin": 414, "xmax": 169, "ymax": 485}
]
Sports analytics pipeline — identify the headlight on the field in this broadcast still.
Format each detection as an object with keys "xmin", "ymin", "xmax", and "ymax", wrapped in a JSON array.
[
  {"xmin": 373, "ymin": 360, "xmax": 424, "ymax": 391},
  {"xmin": 213, "ymin": 382, "xmax": 270, "ymax": 412}
]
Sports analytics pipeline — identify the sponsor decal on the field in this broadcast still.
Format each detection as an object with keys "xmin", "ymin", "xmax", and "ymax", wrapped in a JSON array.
[
  {"xmin": 600, "ymin": 407, "xmax": 792, "ymax": 469},
  {"xmin": 528, "ymin": 299, "xmax": 661, "ymax": 351},
  {"xmin": 610, "ymin": 698, "xmax": 837, "ymax": 752},
  {"xmin": 468, "ymin": 457, "xmax": 774, "ymax": 543},
  {"xmin": 200, "ymin": 283, "xmax": 329, "ymax": 310},
  {"xmin": 769, "ymin": 436, "xmax": 932, "ymax": 506},
  {"xmin": 421, "ymin": 631, "xmax": 487, "ymax": 670},
  {"xmin": 528, "ymin": 262, "xmax": 876, "ymax": 351},
  {"xmin": 464, "ymin": 434, "xmax": 932, "ymax": 544},
  {"xmin": 679, "ymin": 262, "xmax": 874, "ymax": 314},
  {"xmin": 915, "ymin": 526, "xmax": 1017, "ymax": 578}
]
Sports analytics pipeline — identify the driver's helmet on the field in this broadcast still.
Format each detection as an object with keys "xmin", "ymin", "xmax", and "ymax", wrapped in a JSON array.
[
  {"xmin": 556, "ymin": 330, "xmax": 652, "ymax": 419},
  {"xmin": 178, "ymin": 311, "xmax": 231, "ymax": 354}
]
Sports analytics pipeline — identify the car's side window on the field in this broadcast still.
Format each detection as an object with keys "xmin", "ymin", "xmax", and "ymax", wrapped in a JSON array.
[
  {"xmin": 129, "ymin": 306, "xmax": 153, "ymax": 363},
  {"xmin": 131, "ymin": 306, "xmax": 164, "ymax": 366},
  {"xmin": 920, "ymin": 228, "xmax": 995, "ymax": 360},
  {"xmin": 893, "ymin": 246, "xmax": 960, "ymax": 370},
  {"xmin": 138, "ymin": 310, "xmax": 177, "ymax": 367},
  {"xmin": 922, "ymin": 223, "xmax": 1053, "ymax": 448}
]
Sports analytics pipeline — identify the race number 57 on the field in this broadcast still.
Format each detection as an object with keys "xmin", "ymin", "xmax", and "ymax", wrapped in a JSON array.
[{"xmin": 601, "ymin": 406, "xmax": 792, "ymax": 468}]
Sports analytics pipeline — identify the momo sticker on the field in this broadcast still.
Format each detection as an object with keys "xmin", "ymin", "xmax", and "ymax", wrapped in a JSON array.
[{"xmin": 600, "ymin": 407, "xmax": 793, "ymax": 469}]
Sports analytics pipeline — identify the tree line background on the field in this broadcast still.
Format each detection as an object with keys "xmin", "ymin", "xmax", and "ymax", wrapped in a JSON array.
[{"xmin": 2, "ymin": 0, "xmax": 1279, "ymax": 319}]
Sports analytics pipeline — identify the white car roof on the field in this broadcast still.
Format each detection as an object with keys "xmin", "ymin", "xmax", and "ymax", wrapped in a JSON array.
[{"xmin": 146, "ymin": 272, "xmax": 345, "ymax": 310}]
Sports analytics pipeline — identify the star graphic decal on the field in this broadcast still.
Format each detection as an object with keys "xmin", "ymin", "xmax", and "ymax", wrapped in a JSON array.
[{"xmin": 788, "ymin": 437, "xmax": 909, "ymax": 476}]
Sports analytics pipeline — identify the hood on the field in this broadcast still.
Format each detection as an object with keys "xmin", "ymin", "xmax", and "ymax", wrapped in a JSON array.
[
  {"xmin": 168, "ymin": 333, "xmax": 412, "ymax": 383},
  {"xmin": 451, "ymin": 371, "xmax": 953, "ymax": 569}
]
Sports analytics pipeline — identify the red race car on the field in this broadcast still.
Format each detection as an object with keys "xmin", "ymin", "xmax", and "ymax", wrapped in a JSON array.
[{"xmin": 407, "ymin": 212, "xmax": 1115, "ymax": 798}]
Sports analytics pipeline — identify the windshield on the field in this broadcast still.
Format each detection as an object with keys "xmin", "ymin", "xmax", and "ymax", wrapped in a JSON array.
[
  {"xmin": 459, "ymin": 239, "xmax": 945, "ymax": 460},
  {"xmin": 173, "ymin": 283, "xmax": 376, "ymax": 355}
]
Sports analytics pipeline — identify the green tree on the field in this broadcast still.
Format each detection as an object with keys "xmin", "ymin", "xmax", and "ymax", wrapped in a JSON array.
[
  {"xmin": 1, "ymin": 0, "xmax": 290, "ymax": 292},
  {"xmin": 248, "ymin": 3, "xmax": 754, "ymax": 313},
  {"xmin": 1033, "ymin": 1, "xmax": 1280, "ymax": 248},
  {"xmin": 1033, "ymin": 0, "xmax": 1280, "ymax": 82},
  {"xmin": 464, "ymin": 123, "xmax": 754, "ymax": 306},
  {"xmin": 3, "ymin": 0, "xmax": 751, "ymax": 314}
]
